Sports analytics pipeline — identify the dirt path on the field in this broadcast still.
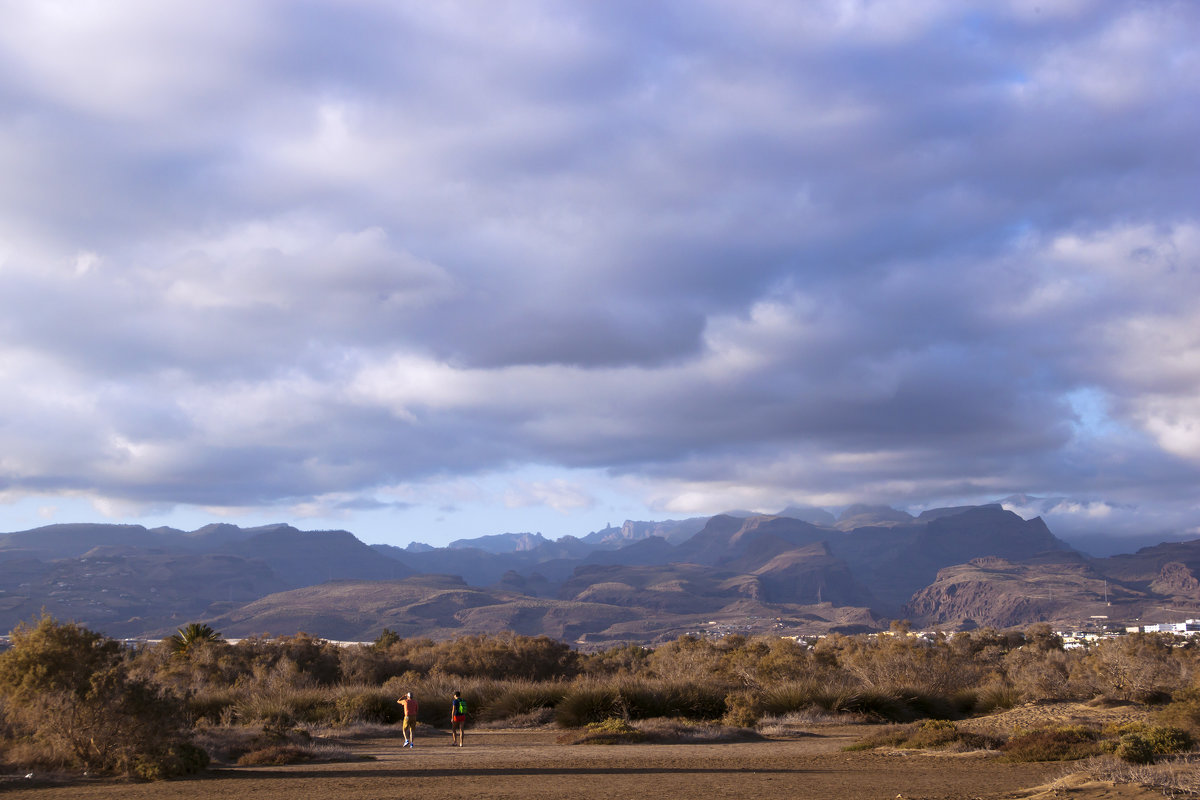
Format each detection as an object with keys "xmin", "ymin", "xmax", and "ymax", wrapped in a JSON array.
[{"xmin": 0, "ymin": 728, "xmax": 1141, "ymax": 800}]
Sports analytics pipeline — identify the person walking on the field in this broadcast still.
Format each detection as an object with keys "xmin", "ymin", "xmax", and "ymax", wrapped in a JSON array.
[
  {"xmin": 398, "ymin": 691, "xmax": 419, "ymax": 748},
  {"xmin": 450, "ymin": 690, "xmax": 467, "ymax": 747}
]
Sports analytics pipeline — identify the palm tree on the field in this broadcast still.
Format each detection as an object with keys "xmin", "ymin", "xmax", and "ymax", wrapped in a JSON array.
[{"xmin": 167, "ymin": 622, "xmax": 222, "ymax": 657}]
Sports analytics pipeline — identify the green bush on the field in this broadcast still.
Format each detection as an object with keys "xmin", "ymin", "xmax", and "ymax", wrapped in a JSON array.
[
  {"xmin": 1108, "ymin": 723, "xmax": 1192, "ymax": 763},
  {"xmin": 1115, "ymin": 732, "xmax": 1158, "ymax": 765},
  {"xmin": 1145, "ymin": 725, "xmax": 1192, "ymax": 755},
  {"xmin": 905, "ymin": 719, "xmax": 964, "ymax": 749}
]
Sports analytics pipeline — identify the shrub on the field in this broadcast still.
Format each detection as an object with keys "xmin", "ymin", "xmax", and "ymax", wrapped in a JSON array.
[
  {"xmin": 1107, "ymin": 723, "xmax": 1192, "ymax": 763},
  {"xmin": 429, "ymin": 633, "xmax": 580, "ymax": 681},
  {"xmin": 559, "ymin": 718, "xmax": 645, "ymax": 745},
  {"xmin": 1145, "ymin": 725, "xmax": 1192, "ymax": 755},
  {"xmin": 237, "ymin": 744, "xmax": 317, "ymax": 765},
  {"xmin": 1001, "ymin": 726, "xmax": 1106, "ymax": 762},
  {"xmin": 905, "ymin": 719, "xmax": 965, "ymax": 749}
]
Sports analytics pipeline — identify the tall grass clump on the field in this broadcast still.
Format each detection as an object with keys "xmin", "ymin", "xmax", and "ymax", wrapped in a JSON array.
[
  {"xmin": 333, "ymin": 686, "xmax": 403, "ymax": 725},
  {"xmin": 481, "ymin": 681, "xmax": 567, "ymax": 723},
  {"xmin": 846, "ymin": 719, "xmax": 1001, "ymax": 752},
  {"xmin": 555, "ymin": 679, "xmax": 728, "ymax": 726},
  {"xmin": 235, "ymin": 685, "xmax": 339, "ymax": 727},
  {"xmin": 555, "ymin": 682, "xmax": 620, "ymax": 727},
  {"xmin": 616, "ymin": 681, "xmax": 728, "ymax": 721}
]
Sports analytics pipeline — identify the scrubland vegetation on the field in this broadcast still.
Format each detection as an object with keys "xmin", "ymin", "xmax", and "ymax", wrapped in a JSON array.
[{"xmin": 5, "ymin": 616, "xmax": 1200, "ymax": 783}]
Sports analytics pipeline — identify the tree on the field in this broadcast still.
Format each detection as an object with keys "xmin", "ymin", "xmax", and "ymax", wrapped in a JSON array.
[{"xmin": 167, "ymin": 622, "xmax": 223, "ymax": 657}]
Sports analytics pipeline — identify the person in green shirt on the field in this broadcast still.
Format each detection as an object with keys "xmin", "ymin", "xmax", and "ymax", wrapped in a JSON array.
[{"xmin": 450, "ymin": 690, "xmax": 467, "ymax": 747}]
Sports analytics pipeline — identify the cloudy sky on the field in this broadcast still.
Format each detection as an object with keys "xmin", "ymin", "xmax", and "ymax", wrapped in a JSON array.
[{"xmin": 0, "ymin": 1, "xmax": 1197, "ymax": 552}]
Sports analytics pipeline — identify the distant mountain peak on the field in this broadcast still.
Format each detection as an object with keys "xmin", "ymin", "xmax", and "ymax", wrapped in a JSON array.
[
  {"xmin": 835, "ymin": 504, "xmax": 915, "ymax": 530},
  {"xmin": 448, "ymin": 531, "xmax": 549, "ymax": 554}
]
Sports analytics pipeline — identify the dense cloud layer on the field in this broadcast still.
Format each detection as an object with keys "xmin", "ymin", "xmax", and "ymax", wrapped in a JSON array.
[{"xmin": 0, "ymin": 1, "xmax": 1197, "ymax": 546}]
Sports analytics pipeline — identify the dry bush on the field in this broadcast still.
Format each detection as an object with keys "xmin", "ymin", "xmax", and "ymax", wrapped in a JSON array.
[
  {"xmin": 757, "ymin": 709, "xmax": 870, "ymax": 736},
  {"xmin": 647, "ymin": 636, "xmax": 725, "ymax": 682},
  {"xmin": 1003, "ymin": 647, "xmax": 1075, "ymax": 702},
  {"xmin": 237, "ymin": 745, "xmax": 318, "ymax": 765},
  {"xmin": 836, "ymin": 635, "xmax": 983, "ymax": 694},
  {"xmin": 1075, "ymin": 755, "xmax": 1200, "ymax": 796},
  {"xmin": 1070, "ymin": 636, "xmax": 1185, "ymax": 702},
  {"xmin": 723, "ymin": 690, "xmax": 762, "ymax": 727},
  {"xmin": 422, "ymin": 633, "xmax": 579, "ymax": 681},
  {"xmin": 579, "ymin": 644, "xmax": 652, "ymax": 677}
]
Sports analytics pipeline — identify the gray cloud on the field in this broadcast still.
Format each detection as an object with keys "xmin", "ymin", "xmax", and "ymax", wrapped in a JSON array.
[{"xmin": 0, "ymin": 1, "xmax": 1198, "ymax": 545}]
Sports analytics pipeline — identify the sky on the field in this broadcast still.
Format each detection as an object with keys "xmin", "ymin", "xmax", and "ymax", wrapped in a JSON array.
[{"xmin": 0, "ymin": 1, "xmax": 1198, "ymax": 553}]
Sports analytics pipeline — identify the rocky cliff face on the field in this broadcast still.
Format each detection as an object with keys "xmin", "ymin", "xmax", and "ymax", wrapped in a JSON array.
[{"xmin": 1150, "ymin": 562, "xmax": 1200, "ymax": 597}]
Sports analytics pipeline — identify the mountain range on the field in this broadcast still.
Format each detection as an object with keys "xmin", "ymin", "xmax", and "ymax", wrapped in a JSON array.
[{"xmin": 2, "ymin": 505, "xmax": 1199, "ymax": 644}]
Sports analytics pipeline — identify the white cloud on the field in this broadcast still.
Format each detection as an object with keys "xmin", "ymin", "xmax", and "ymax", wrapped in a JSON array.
[{"xmin": 0, "ymin": 1, "xmax": 1198, "ymax": 545}]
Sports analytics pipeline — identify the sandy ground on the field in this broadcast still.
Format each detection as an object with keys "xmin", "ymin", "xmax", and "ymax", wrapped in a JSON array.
[
  {"xmin": 4, "ymin": 704, "xmax": 1190, "ymax": 800},
  {"xmin": 957, "ymin": 701, "xmax": 1155, "ymax": 739},
  {"xmin": 2, "ymin": 725, "xmax": 1156, "ymax": 800}
]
